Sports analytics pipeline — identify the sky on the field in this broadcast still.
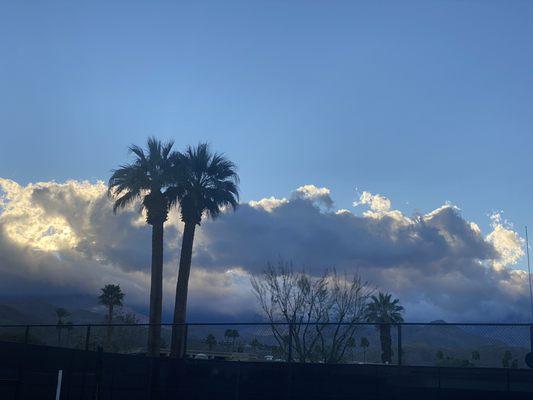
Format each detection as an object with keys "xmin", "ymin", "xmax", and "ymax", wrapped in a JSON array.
[{"xmin": 1, "ymin": 1, "xmax": 533, "ymax": 322}]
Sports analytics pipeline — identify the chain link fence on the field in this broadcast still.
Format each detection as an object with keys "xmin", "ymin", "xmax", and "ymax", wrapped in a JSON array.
[{"xmin": 0, "ymin": 323, "xmax": 531, "ymax": 369}]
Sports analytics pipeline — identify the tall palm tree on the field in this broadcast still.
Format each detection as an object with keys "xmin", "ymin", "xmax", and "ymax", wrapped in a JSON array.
[
  {"xmin": 98, "ymin": 284, "xmax": 125, "ymax": 347},
  {"xmin": 364, "ymin": 292, "xmax": 404, "ymax": 364},
  {"xmin": 108, "ymin": 137, "xmax": 175, "ymax": 357},
  {"xmin": 168, "ymin": 143, "xmax": 239, "ymax": 357}
]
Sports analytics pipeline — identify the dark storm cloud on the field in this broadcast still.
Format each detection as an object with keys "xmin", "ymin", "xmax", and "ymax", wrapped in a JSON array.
[
  {"xmin": 0, "ymin": 179, "xmax": 529, "ymax": 321},
  {"xmin": 194, "ymin": 201, "xmax": 495, "ymax": 274}
]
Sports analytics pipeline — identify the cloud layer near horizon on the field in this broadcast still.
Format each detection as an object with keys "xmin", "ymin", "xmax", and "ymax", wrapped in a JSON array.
[{"xmin": 0, "ymin": 178, "xmax": 529, "ymax": 322}]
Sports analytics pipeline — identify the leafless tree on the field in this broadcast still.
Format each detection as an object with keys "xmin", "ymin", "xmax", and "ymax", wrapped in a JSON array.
[{"xmin": 251, "ymin": 261, "xmax": 373, "ymax": 363}]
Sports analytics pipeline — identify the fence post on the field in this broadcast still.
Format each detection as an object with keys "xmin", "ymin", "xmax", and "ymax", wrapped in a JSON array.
[
  {"xmin": 85, "ymin": 325, "xmax": 92, "ymax": 351},
  {"xmin": 397, "ymin": 324, "xmax": 402, "ymax": 366},
  {"xmin": 94, "ymin": 346, "xmax": 103, "ymax": 400},
  {"xmin": 530, "ymin": 324, "xmax": 533, "ymax": 353},
  {"xmin": 182, "ymin": 324, "xmax": 188, "ymax": 358},
  {"xmin": 16, "ymin": 326, "xmax": 30, "ymax": 400},
  {"xmin": 287, "ymin": 324, "xmax": 293, "ymax": 400},
  {"xmin": 287, "ymin": 323, "xmax": 293, "ymax": 363}
]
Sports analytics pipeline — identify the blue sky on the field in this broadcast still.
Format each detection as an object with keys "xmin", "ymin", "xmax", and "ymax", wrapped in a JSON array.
[{"xmin": 1, "ymin": 0, "xmax": 533, "ymax": 232}]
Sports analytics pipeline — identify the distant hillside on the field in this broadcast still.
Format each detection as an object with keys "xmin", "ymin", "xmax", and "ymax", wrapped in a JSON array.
[
  {"xmin": 0, "ymin": 303, "xmax": 35, "ymax": 325},
  {"xmin": 0, "ymin": 293, "xmax": 151, "ymax": 326},
  {"xmin": 0, "ymin": 298, "xmax": 104, "ymax": 325},
  {"xmin": 402, "ymin": 322, "xmax": 507, "ymax": 348}
]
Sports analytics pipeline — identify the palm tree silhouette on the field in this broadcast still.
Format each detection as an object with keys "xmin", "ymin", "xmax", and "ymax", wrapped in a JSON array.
[
  {"xmin": 223, "ymin": 329, "xmax": 240, "ymax": 351},
  {"xmin": 168, "ymin": 143, "xmax": 239, "ymax": 357},
  {"xmin": 108, "ymin": 138, "xmax": 175, "ymax": 357},
  {"xmin": 205, "ymin": 333, "xmax": 217, "ymax": 351},
  {"xmin": 250, "ymin": 338, "xmax": 261, "ymax": 353},
  {"xmin": 231, "ymin": 329, "xmax": 240, "ymax": 351},
  {"xmin": 365, "ymin": 292, "xmax": 404, "ymax": 364},
  {"xmin": 98, "ymin": 284, "xmax": 124, "ymax": 347},
  {"xmin": 224, "ymin": 329, "xmax": 232, "ymax": 350}
]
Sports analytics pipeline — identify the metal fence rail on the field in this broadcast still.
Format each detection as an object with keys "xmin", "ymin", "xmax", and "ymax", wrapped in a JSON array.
[{"xmin": 0, "ymin": 322, "xmax": 531, "ymax": 369}]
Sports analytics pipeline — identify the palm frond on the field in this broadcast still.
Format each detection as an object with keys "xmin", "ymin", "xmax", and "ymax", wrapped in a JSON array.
[
  {"xmin": 112, "ymin": 190, "xmax": 141, "ymax": 214},
  {"xmin": 167, "ymin": 143, "xmax": 240, "ymax": 225},
  {"xmin": 128, "ymin": 144, "xmax": 147, "ymax": 163},
  {"xmin": 109, "ymin": 137, "xmax": 175, "ymax": 222}
]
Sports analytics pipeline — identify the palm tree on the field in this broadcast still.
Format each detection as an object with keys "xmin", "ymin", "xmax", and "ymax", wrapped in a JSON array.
[
  {"xmin": 250, "ymin": 338, "xmax": 261, "ymax": 353},
  {"xmin": 108, "ymin": 137, "xmax": 175, "ymax": 357},
  {"xmin": 364, "ymin": 292, "xmax": 404, "ymax": 364},
  {"xmin": 99, "ymin": 284, "xmax": 125, "ymax": 324},
  {"xmin": 230, "ymin": 329, "xmax": 240, "ymax": 351},
  {"xmin": 502, "ymin": 350, "xmax": 512, "ymax": 368},
  {"xmin": 55, "ymin": 308, "xmax": 71, "ymax": 346},
  {"xmin": 224, "ymin": 329, "xmax": 232, "ymax": 350},
  {"xmin": 204, "ymin": 333, "xmax": 217, "ymax": 351},
  {"xmin": 360, "ymin": 337, "xmax": 369, "ymax": 362},
  {"xmin": 168, "ymin": 143, "xmax": 239, "ymax": 357},
  {"xmin": 98, "ymin": 284, "xmax": 125, "ymax": 347}
]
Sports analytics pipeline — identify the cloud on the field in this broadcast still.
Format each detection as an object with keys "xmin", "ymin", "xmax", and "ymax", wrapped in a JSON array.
[
  {"xmin": 0, "ymin": 179, "xmax": 530, "ymax": 322},
  {"xmin": 248, "ymin": 196, "xmax": 288, "ymax": 212},
  {"xmin": 486, "ymin": 212, "xmax": 524, "ymax": 270},
  {"xmin": 292, "ymin": 184, "xmax": 334, "ymax": 209},
  {"xmin": 354, "ymin": 191, "xmax": 391, "ymax": 212}
]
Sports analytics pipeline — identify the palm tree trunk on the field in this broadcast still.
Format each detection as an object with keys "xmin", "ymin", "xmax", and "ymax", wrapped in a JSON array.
[
  {"xmin": 147, "ymin": 221, "xmax": 164, "ymax": 357},
  {"xmin": 106, "ymin": 305, "xmax": 114, "ymax": 349},
  {"xmin": 379, "ymin": 324, "xmax": 392, "ymax": 364},
  {"xmin": 170, "ymin": 221, "xmax": 196, "ymax": 357}
]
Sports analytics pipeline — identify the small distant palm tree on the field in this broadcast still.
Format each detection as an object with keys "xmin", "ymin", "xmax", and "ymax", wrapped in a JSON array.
[
  {"xmin": 224, "ymin": 329, "xmax": 232, "ymax": 350},
  {"xmin": 223, "ymin": 329, "xmax": 240, "ymax": 351},
  {"xmin": 360, "ymin": 337, "xmax": 370, "ymax": 362},
  {"xmin": 168, "ymin": 143, "xmax": 239, "ymax": 357},
  {"xmin": 502, "ymin": 350, "xmax": 512, "ymax": 368},
  {"xmin": 109, "ymin": 137, "xmax": 175, "ymax": 357},
  {"xmin": 471, "ymin": 350, "xmax": 480, "ymax": 362},
  {"xmin": 99, "ymin": 284, "xmax": 125, "ymax": 324},
  {"xmin": 205, "ymin": 333, "xmax": 217, "ymax": 351},
  {"xmin": 365, "ymin": 292, "xmax": 404, "ymax": 364},
  {"xmin": 98, "ymin": 284, "xmax": 125, "ymax": 347},
  {"xmin": 231, "ymin": 329, "xmax": 240, "ymax": 351},
  {"xmin": 55, "ymin": 308, "xmax": 71, "ymax": 346},
  {"xmin": 250, "ymin": 338, "xmax": 261, "ymax": 353}
]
